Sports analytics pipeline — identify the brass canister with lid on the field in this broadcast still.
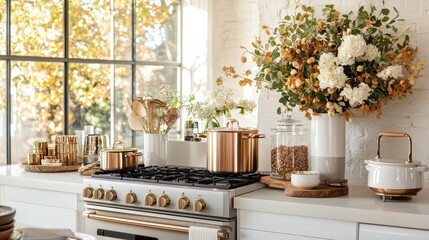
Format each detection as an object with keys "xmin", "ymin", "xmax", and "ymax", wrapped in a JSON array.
[{"xmin": 270, "ymin": 111, "xmax": 309, "ymax": 180}]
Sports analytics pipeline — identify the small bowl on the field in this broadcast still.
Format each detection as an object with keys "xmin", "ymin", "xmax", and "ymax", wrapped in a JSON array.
[{"xmin": 291, "ymin": 171, "xmax": 320, "ymax": 189}]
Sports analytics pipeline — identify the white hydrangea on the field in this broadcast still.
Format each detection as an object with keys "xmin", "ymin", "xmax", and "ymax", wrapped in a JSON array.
[
  {"xmin": 317, "ymin": 66, "xmax": 348, "ymax": 89},
  {"xmin": 318, "ymin": 52, "xmax": 337, "ymax": 70},
  {"xmin": 237, "ymin": 99, "xmax": 257, "ymax": 112},
  {"xmin": 364, "ymin": 44, "xmax": 381, "ymax": 61},
  {"xmin": 376, "ymin": 65, "xmax": 404, "ymax": 80},
  {"xmin": 340, "ymin": 83, "xmax": 372, "ymax": 107},
  {"xmin": 337, "ymin": 34, "xmax": 367, "ymax": 66}
]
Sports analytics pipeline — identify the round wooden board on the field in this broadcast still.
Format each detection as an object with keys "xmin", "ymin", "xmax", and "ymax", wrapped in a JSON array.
[
  {"xmin": 21, "ymin": 163, "xmax": 80, "ymax": 173},
  {"xmin": 260, "ymin": 176, "xmax": 348, "ymax": 198}
]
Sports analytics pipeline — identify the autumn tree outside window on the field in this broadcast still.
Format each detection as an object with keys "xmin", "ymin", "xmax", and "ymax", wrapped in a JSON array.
[{"xmin": 0, "ymin": 0, "xmax": 182, "ymax": 165}]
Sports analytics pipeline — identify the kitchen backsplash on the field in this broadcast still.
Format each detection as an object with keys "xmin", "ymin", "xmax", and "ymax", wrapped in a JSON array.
[{"xmin": 214, "ymin": 0, "xmax": 429, "ymax": 184}]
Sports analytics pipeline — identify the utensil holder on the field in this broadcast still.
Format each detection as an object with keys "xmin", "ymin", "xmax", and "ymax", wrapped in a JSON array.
[{"xmin": 143, "ymin": 134, "xmax": 168, "ymax": 166}]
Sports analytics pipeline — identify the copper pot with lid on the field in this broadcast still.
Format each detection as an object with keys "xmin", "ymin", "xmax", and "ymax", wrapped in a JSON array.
[
  {"xmin": 207, "ymin": 119, "xmax": 265, "ymax": 173},
  {"xmin": 99, "ymin": 142, "xmax": 142, "ymax": 171}
]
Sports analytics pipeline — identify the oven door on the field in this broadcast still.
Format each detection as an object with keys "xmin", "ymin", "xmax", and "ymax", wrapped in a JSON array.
[{"xmin": 84, "ymin": 204, "xmax": 235, "ymax": 240}]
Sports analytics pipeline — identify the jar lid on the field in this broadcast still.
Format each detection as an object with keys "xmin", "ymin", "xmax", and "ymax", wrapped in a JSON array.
[{"xmin": 271, "ymin": 111, "xmax": 306, "ymax": 132}]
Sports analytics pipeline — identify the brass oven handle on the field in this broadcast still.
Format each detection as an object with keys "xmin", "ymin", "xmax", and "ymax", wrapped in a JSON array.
[
  {"xmin": 84, "ymin": 211, "xmax": 230, "ymax": 239},
  {"xmin": 376, "ymin": 132, "xmax": 412, "ymax": 163}
]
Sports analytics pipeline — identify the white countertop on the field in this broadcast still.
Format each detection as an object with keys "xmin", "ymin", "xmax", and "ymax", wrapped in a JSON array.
[
  {"xmin": 234, "ymin": 185, "xmax": 429, "ymax": 230},
  {"xmin": 0, "ymin": 165, "xmax": 88, "ymax": 194}
]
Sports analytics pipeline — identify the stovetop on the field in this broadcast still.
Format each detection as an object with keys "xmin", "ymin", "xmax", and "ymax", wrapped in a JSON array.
[{"xmin": 92, "ymin": 165, "xmax": 261, "ymax": 189}]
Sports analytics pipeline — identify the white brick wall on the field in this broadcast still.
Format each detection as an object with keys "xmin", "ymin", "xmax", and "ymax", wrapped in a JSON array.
[{"xmin": 212, "ymin": 0, "xmax": 429, "ymax": 184}]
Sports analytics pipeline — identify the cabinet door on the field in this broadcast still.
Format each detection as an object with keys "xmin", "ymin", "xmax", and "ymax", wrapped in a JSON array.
[
  {"xmin": 238, "ymin": 210, "xmax": 357, "ymax": 240},
  {"xmin": 241, "ymin": 229, "xmax": 329, "ymax": 240},
  {"xmin": 359, "ymin": 224, "xmax": 429, "ymax": 240}
]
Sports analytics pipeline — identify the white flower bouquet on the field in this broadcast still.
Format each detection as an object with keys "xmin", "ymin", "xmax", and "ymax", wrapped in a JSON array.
[{"xmin": 222, "ymin": 3, "xmax": 424, "ymax": 120}]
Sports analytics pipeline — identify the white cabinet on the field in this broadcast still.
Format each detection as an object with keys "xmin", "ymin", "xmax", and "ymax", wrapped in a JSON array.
[
  {"xmin": 1, "ymin": 185, "xmax": 85, "ymax": 232},
  {"xmin": 237, "ymin": 210, "xmax": 358, "ymax": 240},
  {"xmin": 359, "ymin": 224, "xmax": 429, "ymax": 240}
]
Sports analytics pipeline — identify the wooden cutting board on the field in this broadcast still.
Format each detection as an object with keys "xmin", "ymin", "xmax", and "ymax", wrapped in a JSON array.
[{"xmin": 260, "ymin": 176, "xmax": 348, "ymax": 198}]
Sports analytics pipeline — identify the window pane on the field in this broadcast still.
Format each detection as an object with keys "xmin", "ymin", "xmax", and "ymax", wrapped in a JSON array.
[
  {"xmin": 69, "ymin": 64, "xmax": 132, "ymax": 146},
  {"xmin": 135, "ymin": 65, "xmax": 178, "ymax": 97},
  {"xmin": 136, "ymin": 0, "xmax": 179, "ymax": 62},
  {"xmin": 0, "ymin": 61, "xmax": 5, "ymax": 165},
  {"xmin": 11, "ymin": 0, "xmax": 64, "ymax": 57},
  {"xmin": 0, "ymin": 3, "xmax": 5, "ymax": 55},
  {"xmin": 11, "ymin": 62, "xmax": 64, "ymax": 164},
  {"xmin": 69, "ymin": 0, "xmax": 132, "ymax": 60}
]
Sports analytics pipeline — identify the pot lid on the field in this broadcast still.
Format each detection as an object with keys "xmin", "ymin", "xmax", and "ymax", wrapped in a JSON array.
[
  {"xmin": 99, "ymin": 142, "xmax": 139, "ymax": 153},
  {"xmin": 208, "ymin": 119, "xmax": 258, "ymax": 133},
  {"xmin": 365, "ymin": 159, "xmax": 422, "ymax": 167}
]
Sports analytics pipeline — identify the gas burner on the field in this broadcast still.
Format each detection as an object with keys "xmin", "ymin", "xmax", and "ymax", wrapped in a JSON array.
[
  {"xmin": 381, "ymin": 195, "xmax": 413, "ymax": 202},
  {"xmin": 91, "ymin": 165, "xmax": 261, "ymax": 189}
]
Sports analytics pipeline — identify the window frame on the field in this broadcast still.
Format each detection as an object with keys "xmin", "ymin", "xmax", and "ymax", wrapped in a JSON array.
[{"xmin": 1, "ymin": 0, "xmax": 182, "ymax": 165}]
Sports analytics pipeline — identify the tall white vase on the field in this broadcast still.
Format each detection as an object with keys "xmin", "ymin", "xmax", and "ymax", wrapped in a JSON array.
[{"xmin": 310, "ymin": 114, "xmax": 345, "ymax": 181}]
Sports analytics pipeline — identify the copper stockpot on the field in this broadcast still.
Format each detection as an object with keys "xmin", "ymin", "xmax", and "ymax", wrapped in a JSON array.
[
  {"xmin": 207, "ymin": 119, "xmax": 265, "ymax": 173},
  {"xmin": 99, "ymin": 142, "xmax": 142, "ymax": 171}
]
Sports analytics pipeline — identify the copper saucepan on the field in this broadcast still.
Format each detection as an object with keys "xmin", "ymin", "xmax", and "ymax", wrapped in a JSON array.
[
  {"xmin": 99, "ymin": 142, "xmax": 142, "ymax": 171},
  {"xmin": 207, "ymin": 119, "xmax": 265, "ymax": 173}
]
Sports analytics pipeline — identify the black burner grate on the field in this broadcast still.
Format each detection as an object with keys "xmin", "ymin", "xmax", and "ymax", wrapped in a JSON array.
[{"xmin": 92, "ymin": 165, "xmax": 261, "ymax": 189}]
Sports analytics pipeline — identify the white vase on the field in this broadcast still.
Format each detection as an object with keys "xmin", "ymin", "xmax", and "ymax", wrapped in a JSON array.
[
  {"xmin": 310, "ymin": 113, "xmax": 345, "ymax": 181},
  {"xmin": 143, "ymin": 133, "xmax": 168, "ymax": 166}
]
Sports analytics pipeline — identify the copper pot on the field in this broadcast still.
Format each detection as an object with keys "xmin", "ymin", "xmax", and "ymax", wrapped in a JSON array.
[
  {"xmin": 207, "ymin": 119, "xmax": 265, "ymax": 173},
  {"xmin": 99, "ymin": 142, "xmax": 142, "ymax": 171}
]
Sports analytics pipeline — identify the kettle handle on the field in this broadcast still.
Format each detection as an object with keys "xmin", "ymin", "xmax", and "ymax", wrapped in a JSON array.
[{"xmin": 376, "ymin": 132, "xmax": 412, "ymax": 163}]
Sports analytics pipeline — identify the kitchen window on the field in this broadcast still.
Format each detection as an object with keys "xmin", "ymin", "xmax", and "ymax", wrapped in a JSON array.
[{"xmin": 0, "ymin": 0, "xmax": 209, "ymax": 165}]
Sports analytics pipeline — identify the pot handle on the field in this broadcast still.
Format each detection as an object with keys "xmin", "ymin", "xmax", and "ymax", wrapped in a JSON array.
[
  {"xmin": 376, "ymin": 132, "xmax": 412, "ymax": 164},
  {"xmin": 125, "ymin": 151, "xmax": 143, "ymax": 157},
  {"xmin": 242, "ymin": 134, "xmax": 266, "ymax": 139},
  {"xmin": 415, "ymin": 165, "xmax": 429, "ymax": 172}
]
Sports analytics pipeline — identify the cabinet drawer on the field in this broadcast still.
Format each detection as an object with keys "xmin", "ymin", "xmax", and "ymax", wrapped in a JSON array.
[
  {"xmin": 5, "ymin": 200, "xmax": 78, "ymax": 231},
  {"xmin": 359, "ymin": 224, "xmax": 429, "ymax": 240},
  {"xmin": 238, "ymin": 210, "xmax": 357, "ymax": 240},
  {"xmin": 5, "ymin": 186, "xmax": 78, "ymax": 209},
  {"xmin": 240, "ymin": 229, "xmax": 328, "ymax": 240}
]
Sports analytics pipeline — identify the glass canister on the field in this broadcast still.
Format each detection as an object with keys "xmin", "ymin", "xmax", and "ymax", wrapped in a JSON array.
[{"xmin": 270, "ymin": 112, "xmax": 309, "ymax": 180}]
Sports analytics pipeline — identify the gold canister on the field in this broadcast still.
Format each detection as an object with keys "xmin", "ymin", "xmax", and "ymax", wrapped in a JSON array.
[
  {"xmin": 58, "ymin": 153, "xmax": 68, "ymax": 166},
  {"xmin": 67, "ymin": 144, "xmax": 77, "ymax": 154},
  {"xmin": 33, "ymin": 140, "xmax": 48, "ymax": 150},
  {"xmin": 67, "ymin": 135, "xmax": 77, "ymax": 144},
  {"xmin": 27, "ymin": 153, "xmax": 38, "ymax": 165},
  {"xmin": 67, "ymin": 153, "xmax": 77, "ymax": 166},
  {"xmin": 48, "ymin": 145, "xmax": 55, "ymax": 156}
]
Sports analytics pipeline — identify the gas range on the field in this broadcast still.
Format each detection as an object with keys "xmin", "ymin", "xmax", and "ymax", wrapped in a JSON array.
[{"xmin": 82, "ymin": 165, "xmax": 265, "ymax": 219}]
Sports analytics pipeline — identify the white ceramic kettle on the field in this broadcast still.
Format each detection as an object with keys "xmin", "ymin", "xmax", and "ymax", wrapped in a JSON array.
[{"xmin": 365, "ymin": 132, "xmax": 428, "ymax": 197}]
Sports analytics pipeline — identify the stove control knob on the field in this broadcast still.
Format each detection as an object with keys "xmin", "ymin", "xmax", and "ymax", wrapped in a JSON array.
[
  {"xmin": 105, "ymin": 189, "xmax": 117, "ymax": 201},
  {"xmin": 157, "ymin": 194, "xmax": 170, "ymax": 208},
  {"xmin": 94, "ymin": 188, "xmax": 105, "ymax": 200},
  {"xmin": 193, "ymin": 198, "xmax": 206, "ymax": 212},
  {"xmin": 177, "ymin": 196, "xmax": 190, "ymax": 209},
  {"xmin": 125, "ymin": 192, "xmax": 137, "ymax": 204},
  {"xmin": 144, "ymin": 193, "xmax": 157, "ymax": 206},
  {"xmin": 82, "ymin": 187, "xmax": 94, "ymax": 198}
]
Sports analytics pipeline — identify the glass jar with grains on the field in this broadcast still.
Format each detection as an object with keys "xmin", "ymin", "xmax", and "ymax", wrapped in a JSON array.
[{"xmin": 270, "ymin": 111, "xmax": 309, "ymax": 180}]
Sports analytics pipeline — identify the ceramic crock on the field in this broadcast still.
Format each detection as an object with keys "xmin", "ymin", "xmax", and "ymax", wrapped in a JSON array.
[{"xmin": 364, "ymin": 132, "xmax": 428, "ymax": 197}]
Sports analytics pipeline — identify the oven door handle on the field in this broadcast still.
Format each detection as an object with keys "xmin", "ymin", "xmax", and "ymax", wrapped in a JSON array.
[{"xmin": 84, "ymin": 211, "xmax": 230, "ymax": 239}]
